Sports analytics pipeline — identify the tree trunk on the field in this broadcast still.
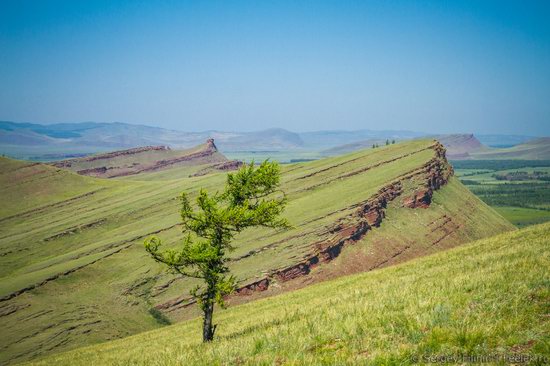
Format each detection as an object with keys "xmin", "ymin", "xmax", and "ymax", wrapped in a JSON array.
[{"xmin": 202, "ymin": 299, "xmax": 215, "ymax": 342}]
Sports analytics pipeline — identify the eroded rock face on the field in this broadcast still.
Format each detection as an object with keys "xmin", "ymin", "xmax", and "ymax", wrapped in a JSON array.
[
  {"xmin": 403, "ymin": 188, "xmax": 432, "ymax": 208},
  {"xmin": 236, "ymin": 278, "xmax": 269, "ymax": 295},
  {"xmin": 205, "ymin": 138, "xmax": 218, "ymax": 152},
  {"xmin": 403, "ymin": 142, "xmax": 453, "ymax": 208}
]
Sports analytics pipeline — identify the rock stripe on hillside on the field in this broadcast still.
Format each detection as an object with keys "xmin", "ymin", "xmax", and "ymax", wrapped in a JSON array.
[
  {"xmin": 156, "ymin": 142, "xmax": 454, "ymax": 312},
  {"xmin": 52, "ymin": 146, "xmax": 172, "ymax": 168}
]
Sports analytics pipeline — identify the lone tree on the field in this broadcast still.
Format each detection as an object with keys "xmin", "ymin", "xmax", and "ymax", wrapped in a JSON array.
[{"xmin": 144, "ymin": 161, "xmax": 289, "ymax": 342}]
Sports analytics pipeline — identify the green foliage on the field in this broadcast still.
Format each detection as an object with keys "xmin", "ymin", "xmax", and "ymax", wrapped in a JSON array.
[{"xmin": 144, "ymin": 160, "xmax": 289, "ymax": 340}]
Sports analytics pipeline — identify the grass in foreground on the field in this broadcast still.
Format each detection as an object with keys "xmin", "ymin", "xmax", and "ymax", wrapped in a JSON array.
[{"xmin": 31, "ymin": 223, "xmax": 550, "ymax": 366}]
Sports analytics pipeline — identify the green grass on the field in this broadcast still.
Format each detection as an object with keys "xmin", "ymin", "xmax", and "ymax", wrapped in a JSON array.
[
  {"xmin": 29, "ymin": 222, "xmax": 550, "ymax": 366},
  {"xmin": 0, "ymin": 140, "xmax": 513, "ymax": 364},
  {"xmin": 452, "ymin": 160, "xmax": 550, "ymax": 171},
  {"xmin": 454, "ymin": 160, "xmax": 550, "ymax": 228},
  {"xmin": 493, "ymin": 207, "xmax": 550, "ymax": 228},
  {"xmin": 465, "ymin": 183, "xmax": 550, "ymax": 210},
  {"xmin": 0, "ymin": 157, "xmax": 112, "ymax": 218}
]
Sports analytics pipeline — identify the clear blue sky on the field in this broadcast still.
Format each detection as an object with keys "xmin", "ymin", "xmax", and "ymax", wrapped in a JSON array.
[{"xmin": 1, "ymin": 0, "xmax": 549, "ymax": 135}]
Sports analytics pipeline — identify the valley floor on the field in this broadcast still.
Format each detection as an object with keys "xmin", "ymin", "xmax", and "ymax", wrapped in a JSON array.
[{"xmin": 454, "ymin": 160, "xmax": 550, "ymax": 227}]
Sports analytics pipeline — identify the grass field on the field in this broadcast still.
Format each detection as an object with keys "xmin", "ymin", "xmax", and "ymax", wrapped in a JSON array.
[
  {"xmin": 28, "ymin": 222, "xmax": 550, "ymax": 366},
  {"xmin": 0, "ymin": 140, "xmax": 513, "ymax": 364},
  {"xmin": 453, "ymin": 160, "xmax": 550, "ymax": 227},
  {"xmin": 493, "ymin": 207, "xmax": 550, "ymax": 228}
]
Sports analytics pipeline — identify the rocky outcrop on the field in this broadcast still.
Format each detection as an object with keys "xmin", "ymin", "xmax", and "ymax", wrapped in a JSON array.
[
  {"xmin": 235, "ymin": 278, "xmax": 270, "ymax": 295},
  {"xmin": 403, "ymin": 188, "xmax": 431, "ymax": 208},
  {"xmin": 205, "ymin": 138, "xmax": 217, "ymax": 153},
  {"xmin": 403, "ymin": 142, "xmax": 453, "ymax": 208}
]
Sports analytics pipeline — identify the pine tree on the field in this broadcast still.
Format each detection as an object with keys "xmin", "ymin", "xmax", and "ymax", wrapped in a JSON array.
[{"xmin": 145, "ymin": 161, "xmax": 289, "ymax": 342}]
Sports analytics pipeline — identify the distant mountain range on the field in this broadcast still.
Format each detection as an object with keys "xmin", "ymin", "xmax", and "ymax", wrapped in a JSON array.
[{"xmin": 0, "ymin": 120, "xmax": 547, "ymax": 161}]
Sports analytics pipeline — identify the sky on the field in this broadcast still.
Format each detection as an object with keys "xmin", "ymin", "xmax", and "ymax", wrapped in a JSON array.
[{"xmin": 1, "ymin": 0, "xmax": 549, "ymax": 135}]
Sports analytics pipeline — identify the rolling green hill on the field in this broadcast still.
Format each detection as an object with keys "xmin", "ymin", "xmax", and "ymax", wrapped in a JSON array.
[
  {"xmin": 28, "ymin": 222, "xmax": 549, "ymax": 366},
  {"xmin": 0, "ymin": 140, "xmax": 513, "ymax": 364}
]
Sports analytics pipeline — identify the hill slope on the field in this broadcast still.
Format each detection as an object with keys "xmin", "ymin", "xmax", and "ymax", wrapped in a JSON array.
[
  {"xmin": 433, "ymin": 134, "xmax": 486, "ymax": 159},
  {"xmin": 50, "ymin": 139, "xmax": 235, "ymax": 178},
  {"xmin": 0, "ymin": 140, "xmax": 513, "ymax": 364},
  {"xmin": 30, "ymin": 222, "xmax": 550, "ymax": 366},
  {"xmin": 468, "ymin": 137, "xmax": 550, "ymax": 160}
]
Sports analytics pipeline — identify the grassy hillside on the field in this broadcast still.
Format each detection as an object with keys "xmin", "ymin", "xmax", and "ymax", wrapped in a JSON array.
[
  {"xmin": 0, "ymin": 157, "xmax": 112, "ymax": 219},
  {"xmin": 0, "ymin": 140, "xmax": 513, "ymax": 364},
  {"xmin": 432, "ymin": 134, "xmax": 486, "ymax": 159},
  {"xmin": 28, "ymin": 222, "xmax": 550, "ymax": 366},
  {"xmin": 50, "ymin": 140, "xmax": 232, "ymax": 178}
]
